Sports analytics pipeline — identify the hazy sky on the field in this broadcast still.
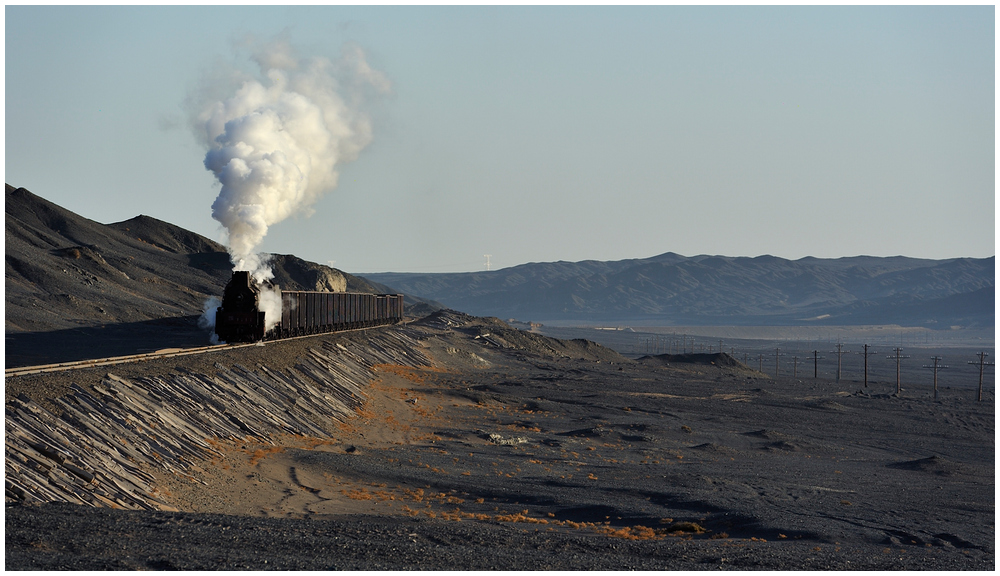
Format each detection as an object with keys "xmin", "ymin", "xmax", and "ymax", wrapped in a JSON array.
[{"xmin": 6, "ymin": 6, "xmax": 995, "ymax": 273}]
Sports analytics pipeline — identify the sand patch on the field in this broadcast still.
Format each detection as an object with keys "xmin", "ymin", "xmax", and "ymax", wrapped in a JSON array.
[{"xmin": 149, "ymin": 364, "xmax": 457, "ymax": 518}]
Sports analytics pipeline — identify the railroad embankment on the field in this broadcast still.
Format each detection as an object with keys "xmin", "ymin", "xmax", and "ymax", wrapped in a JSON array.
[{"xmin": 6, "ymin": 330, "xmax": 428, "ymax": 510}]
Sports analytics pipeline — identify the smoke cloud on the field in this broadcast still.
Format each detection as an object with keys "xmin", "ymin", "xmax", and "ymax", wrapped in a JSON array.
[
  {"xmin": 193, "ymin": 38, "xmax": 390, "ymax": 281},
  {"xmin": 190, "ymin": 37, "xmax": 389, "ymax": 335}
]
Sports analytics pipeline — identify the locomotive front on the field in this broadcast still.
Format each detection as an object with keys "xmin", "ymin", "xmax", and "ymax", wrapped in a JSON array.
[{"xmin": 214, "ymin": 271, "xmax": 266, "ymax": 343}]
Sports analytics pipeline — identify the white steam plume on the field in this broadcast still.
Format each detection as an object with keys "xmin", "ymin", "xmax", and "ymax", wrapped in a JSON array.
[
  {"xmin": 190, "ymin": 38, "xmax": 389, "ymax": 335},
  {"xmin": 197, "ymin": 296, "xmax": 222, "ymax": 344},
  {"xmin": 258, "ymin": 284, "xmax": 283, "ymax": 334},
  {"xmin": 193, "ymin": 38, "xmax": 390, "ymax": 282}
]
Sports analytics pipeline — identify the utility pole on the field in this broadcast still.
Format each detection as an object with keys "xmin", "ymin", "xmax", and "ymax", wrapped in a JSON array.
[
  {"xmin": 811, "ymin": 350, "xmax": 825, "ymax": 379},
  {"xmin": 887, "ymin": 347, "xmax": 910, "ymax": 395},
  {"xmin": 758, "ymin": 354, "xmax": 764, "ymax": 373},
  {"xmin": 923, "ymin": 356, "xmax": 948, "ymax": 400},
  {"xmin": 858, "ymin": 344, "xmax": 874, "ymax": 389},
  {"xmin": 774, "ymin": 347, "xmax": 785, "ymax": 378},
  {"xmin": 791, "ymin": 355, "xmax": 799, "ymax": 378},
  {"xmin": 830, "ymin": 342, "xmax": 848, "ymax": 383},
  {"xmin": 968, "ymin": 352, "xmax": 994, "ymax": 402},
  {"xmin": 483, "ymin": 254, "xmax": 492, "ymax": 271}
]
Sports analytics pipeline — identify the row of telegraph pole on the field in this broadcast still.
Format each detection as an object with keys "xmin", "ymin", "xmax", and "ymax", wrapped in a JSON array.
[{"xmin": 636, "ymin": 335, "xmax": 994, "ymax": 401}]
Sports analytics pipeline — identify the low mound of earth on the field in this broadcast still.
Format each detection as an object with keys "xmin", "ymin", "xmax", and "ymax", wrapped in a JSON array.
[
  {"xmin": 413, "ymin": 309, "xmax": 629, "ymax": 364},
  {"xmin": 636, "ymin": 353, "xmax": 767, "ymax": 381},
  {"xmin": 5, "ymin": 314, "xmax": 994, "ymax": 570},
  {"xmin": 638, "ymin": 352, "xmax": 745, "ymax": 368}
]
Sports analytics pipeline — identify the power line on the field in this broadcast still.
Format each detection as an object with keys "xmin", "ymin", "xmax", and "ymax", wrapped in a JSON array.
[
  {"xmin": 830, "ymin": 342, "xmax": 848, "ymax": 383},
  {"xmin": 969, "ymin": 352, "xmax": 994, "ymax": 402},
  {"xmin": 886, "ymin": 347, "xmax": 910, "ymax": 395},
  {"xmin": 922, "ymin": 356, "xmax": 948, "ymax": 400},
  {"xmin": 810, "ymin": 350, "xmax": 825, "ymax": 379},
  {"xmin": 857, "ymin": 344, "xmax": 875, "ymax": 389}
]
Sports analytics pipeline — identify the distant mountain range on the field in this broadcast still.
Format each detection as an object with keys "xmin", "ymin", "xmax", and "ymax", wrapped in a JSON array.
[{"xmin": 365, "ymin": 253, "xmax": 994, "ymax": 328}]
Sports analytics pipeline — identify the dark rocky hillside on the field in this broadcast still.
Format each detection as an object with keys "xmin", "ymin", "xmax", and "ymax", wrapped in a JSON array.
[
  {"xmin": 6, "ymin": 185, "xmax": 229, "ymax": 332},
  {"xmin": 4, "ymin": 184, "xmax": 439, "ymax": 365},
  {"xmin": 5, "ymin": 184, "xmax": 438, "ymax": 333},
  {"xmin": 366, "ymin": 253, "xmax": 994, "ymax": 328}
]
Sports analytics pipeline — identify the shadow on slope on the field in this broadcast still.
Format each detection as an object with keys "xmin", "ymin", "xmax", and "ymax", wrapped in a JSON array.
[{"xmin": 5, "ymin": 316, "xmax": 210, "ymax": 368}]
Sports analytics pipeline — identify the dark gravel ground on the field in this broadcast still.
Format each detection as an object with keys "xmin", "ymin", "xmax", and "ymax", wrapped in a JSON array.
[
  {"xmin": 6, "ymin": 501, "xmax": 983, "ymax": 571},
  {"xmin": 5, "ymin": 316, "xmax": 995, "ymax": 570}
]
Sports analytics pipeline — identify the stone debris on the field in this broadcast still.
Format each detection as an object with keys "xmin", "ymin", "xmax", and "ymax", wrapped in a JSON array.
[
  {"xmin": 5, "ymin": 330, "xmax": 430, "ymax": 510},
  {"xmin": 487, "ymin": 433, "xmax": 529, "ymax": 446}
]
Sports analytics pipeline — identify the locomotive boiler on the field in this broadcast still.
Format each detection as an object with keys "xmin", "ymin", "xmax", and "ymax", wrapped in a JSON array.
[{"xmin": 214, "ymin": 271, "xmax": 404, "ymax": 344}]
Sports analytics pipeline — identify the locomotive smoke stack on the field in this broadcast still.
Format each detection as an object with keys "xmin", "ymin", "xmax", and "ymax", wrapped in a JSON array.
[{"xmin": 192, "ymin": 37, "xmax": 391, "ymax": 281}]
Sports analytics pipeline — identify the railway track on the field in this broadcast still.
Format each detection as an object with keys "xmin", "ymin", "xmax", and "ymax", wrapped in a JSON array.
[
  {"xmin": 4, "ymin": 344, "xmax": 247, "ymax": 378},
  {"xmin": 4, "ymin": 324, "xmax": 406, "ymax": 379}
]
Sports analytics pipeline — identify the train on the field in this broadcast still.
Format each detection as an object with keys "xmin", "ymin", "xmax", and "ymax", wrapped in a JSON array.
[{"xmin": 214, "ymin": 271, "xmax": 404, "ymax": 343}]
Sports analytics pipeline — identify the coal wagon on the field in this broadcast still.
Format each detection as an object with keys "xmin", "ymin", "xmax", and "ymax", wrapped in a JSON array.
[{"xmin": 214, "ymin": 271, "xmax": 404, "ymax": 344}]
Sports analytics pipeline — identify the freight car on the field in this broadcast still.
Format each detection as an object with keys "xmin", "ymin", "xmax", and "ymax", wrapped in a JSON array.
[{"xmin": 214, "ymin": 271, "xmax": 404, "ymax": 344}]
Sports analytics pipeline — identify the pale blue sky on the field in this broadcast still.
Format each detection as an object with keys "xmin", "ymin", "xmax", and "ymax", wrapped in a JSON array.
[{"xmin": 6, "ymin": 6, "xmax": 995, "ymax": 273}]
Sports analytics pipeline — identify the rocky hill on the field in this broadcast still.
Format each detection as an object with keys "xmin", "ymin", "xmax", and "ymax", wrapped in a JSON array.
[
  {"xmin": 4, "ymin": 184, "xmax": 441, "ymax": 365},
  {"xmin": 5, "ymin": 184, "xmax": 440, "ymax": 333},
  {"xmin": 7, "ymin": 185, "xmax": 225, "ymax": 332},
  {"xmin": 365, "ymin": 253, "xmax": 994, "ymax": 328}
]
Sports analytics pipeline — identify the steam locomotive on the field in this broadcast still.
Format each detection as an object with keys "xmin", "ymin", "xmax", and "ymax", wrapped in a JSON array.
[{"xmin": 214, "ymin": 271, "xmax": 404, "ymax": 343}]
